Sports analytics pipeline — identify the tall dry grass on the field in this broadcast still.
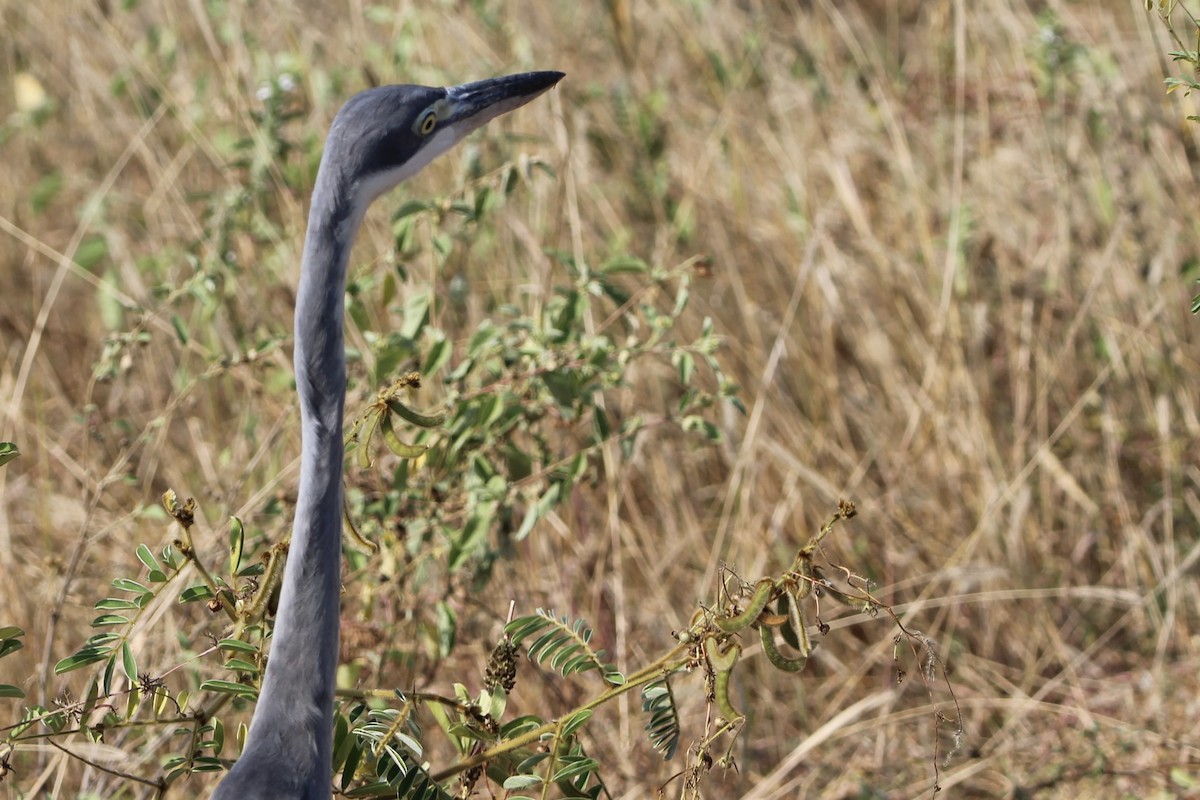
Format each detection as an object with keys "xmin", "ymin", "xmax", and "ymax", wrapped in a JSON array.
[{"xmin": 2, "ymin": 0, "xmax": 1198, "ymax": 797}]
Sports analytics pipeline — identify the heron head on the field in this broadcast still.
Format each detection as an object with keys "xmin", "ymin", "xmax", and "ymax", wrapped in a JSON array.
[{"xmin": 323, "ymin": 70, "xmax": 564, "ymax": 210}]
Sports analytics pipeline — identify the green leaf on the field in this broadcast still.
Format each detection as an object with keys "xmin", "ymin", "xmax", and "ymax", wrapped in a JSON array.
[
  {"xmin": 466, "ymin": 320, "xmax": 497, "ymax": 357},
  {"xmin": 381, "ymin": 270, "xmax": 398, "ymax": 307},
  {"xmin": 551, "ymin": 756, "xmax": 599, "ymax": 783},
  {"xmin": 503, "ymin": 775, "xmax": 544, "ymax": 789},
  {"xmin": 83, "ymin": 632, "xmax": 121, "ymax": 646},
  {"xmin": 0, "ymin": 684, "xmax": 25, "ymax": 698},
  {"xmin": 0, "ymin": 625, "xmax": 24, "ymax": 640},
  {"xmin": 449, "ymin": 506, "xmax": 493, "ymax": 571},
  {"xmin": 199, "ymin": 679, "xmax": 257, "ymax": 698},
  {"xmin": 135, "ymin": 543, "xmax": 161, "ymax": 573},
  {"xmin": 170, "ymin": 314, "xmax": 189, "ymax": 344},
  {"xmin": 0, "ymin": 630, "xmax": 24, "ymax": 660},
  {"xmin": 229, "ymin": 516, "xmax": 244, "ymax": 575},
  {"xmin": 503, "ymin": 716, "xmax": 547, "ymax": 739},
  {"xmin": 592, "ymin": 406, "xmax": 610, "ymax": 443},
  {"xmin": 513, "ymin": 485, "xmax": 552, "ymax": 542},
  {"xmin": 112, "ymin": 577, "xmax": 152, "ymax": 595},
  {"xmin": 436, "ymin": 602, "xmax": 456, "ymax": 659},
  {"xmin": 600, "ymin": 255, "xmax": 647, "ymax": 274},
  {"xmin": 54, "ymin": 647, "xmax": 110, "ymax": 674},
  {"xmin": 672, "ymin": 279, "xmax": 690, "ymax": 316},
  {"xmin": 217, "ymin": 638, "xmax": 258, "ymax": 653},
  {"xmin": 91, "ymin": 614, "xmax": 129, "ymax": 627},
  {"xmin": 42, "ymin": 709, "xmax": 67, "ymax": 733},
  {"xmin": 333, "ymin": 713, "xmax": 358, "ymax": 782},
  {"xmin": 160, "ymin": 542, "xmax": 180, "ymax": 570},
  {"xmin": 178, "ymin": 584, "xmax": 214, "ymax": 603},
  {"xmin": 122, "ymin": 641, "xmax": 137, "ymax": 682},
  {"xmin": 423, "ymin": 335, "xmax": 451, "ymax": 377},
  {"xmin": 673, "ymin": 350, "xmax": 695, "ymax": 385},
  {"xmin": 30, "ymin": 171, "xmax": 64, "ymax": 214},
  {"xmin": 95, "ymin": 597, "xmax": 139, "ymax": 610},
  {"xmin": 75, "ymin": 236, "xmax": 109, "ymax": 271},
  {"xmin": 392, "ymin": 199, "xmax": 434, "ymax": 220},
  {"xmin": 559, "ymin": 709, "xmax": 592, "ymax": 738},
  {"xmin": 0, "ymin": 442, "xmax": 19, "ymax": 467},
  {"xmin": 400, "ymin": 290, "xmax": 431, "ymax": 340},
  {"xmin": 681, "ymin": 415, "xmax": 721, "ymax": 442},
  {"xmin": 486, "ymin": 686, "xmax": 507, "ymax": 720}
]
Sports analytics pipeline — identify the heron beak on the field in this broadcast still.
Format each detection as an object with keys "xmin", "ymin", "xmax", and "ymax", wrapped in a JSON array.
[{"xmin": 444, "ymin": 71, "xmax": 565, "ymax": 135}]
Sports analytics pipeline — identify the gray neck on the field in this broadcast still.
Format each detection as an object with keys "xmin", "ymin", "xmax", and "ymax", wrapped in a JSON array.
[{"xmin": 213, "ymin": 163, "xmax": 354, "ymax": 800}]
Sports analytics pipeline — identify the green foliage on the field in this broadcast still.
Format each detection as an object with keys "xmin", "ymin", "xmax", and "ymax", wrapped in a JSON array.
[
  {"xmin": 0, "ymin": 442, "xmax": 18, "ymax": 468},
  {"xmin": 1147, "ymin": 1, "xmax": 1200, "ymax": 313},
  {"xmin": 507, "ymin": 611, "xmax": 624, "ymax": 685},
  {"xmin": 0, "ymin": 628, "xmax": 26, "ymax": 699},
  {"xmin": 0, "ymin": 16, "xmax": 938, "ymax": 796},
  {"xmin": 0, "ymin": 122, "xmax": 939, "ymax": 791},
  {"xmin": 3, "ymin": 449, "xmax": 946, "ymax": 798},
  {"xmin": 1150, "ymin": 0, "xmax": 1200, "ymax": 115},
  {"xmin": 641, "ymin": 678, "xmax": 681, "ymax": 760},
  {"xmin": 0, "ymin": 123, "xmax": 755, "ymax": 795}
]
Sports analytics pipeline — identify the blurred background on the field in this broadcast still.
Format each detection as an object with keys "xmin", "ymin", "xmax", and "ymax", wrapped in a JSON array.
[{"xmin": 2, "ymin": 0, "xmax": 1198, "ymax": 797}]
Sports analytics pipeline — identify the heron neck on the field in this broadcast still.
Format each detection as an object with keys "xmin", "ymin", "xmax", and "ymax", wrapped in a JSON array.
[{"xmin": 225, "ymin": 167, "xmax": 355, "ymax": 798}]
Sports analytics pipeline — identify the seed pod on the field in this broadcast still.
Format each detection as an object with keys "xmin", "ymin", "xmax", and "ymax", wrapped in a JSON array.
[
  {"xmin": 795, "ymin": 555, "xmax": 814, "ymax": 600},
  {"xmin": 759, "ymin": 623, "xmax": 807, "ymax": 673},
  {"xmin": 714, "ymin": 578, "xmax": 774, "ymax": 633},
  {"xmin": 704, "ymin": 637, "xmax": 740, "ymax": 672},
  {"xmin": 785, "ymin": 584, "xmax": 812, "ymax": 657},
  {"xmin": 705, "ymin": 638, "xmax": 743, "ymax": 722},
  {"xmin": 386, "ymin": 397, "xmax": 447, "ymax": 428},
  {"xmin": 777, "ymin": 596, "xmax": 801, "ymax": 651}
]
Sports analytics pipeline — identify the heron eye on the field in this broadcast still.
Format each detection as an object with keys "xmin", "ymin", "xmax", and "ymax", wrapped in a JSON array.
[{"xmin": 417, "ymin": 110, "xmax": 437, "ymax": 135}]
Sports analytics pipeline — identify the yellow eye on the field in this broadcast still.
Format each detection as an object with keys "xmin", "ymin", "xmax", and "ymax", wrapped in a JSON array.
[{"xmin": 416, "ymin": 109, "xmax": 437, "ymax": 135}]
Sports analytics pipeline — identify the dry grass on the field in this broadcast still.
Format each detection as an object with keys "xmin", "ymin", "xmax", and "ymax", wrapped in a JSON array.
[{"xmin": 3, "ymin": 0, "xmax": 1200, "ymax": 798}]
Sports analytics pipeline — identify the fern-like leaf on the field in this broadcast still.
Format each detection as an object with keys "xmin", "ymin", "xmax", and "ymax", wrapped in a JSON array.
[
  {"xmin": 641, "ymin": 677, "xmax": 681, "ymax": 760},
  {"xmin": 506, "ymin": 609, "xmax": 624, "ymax": 685}
]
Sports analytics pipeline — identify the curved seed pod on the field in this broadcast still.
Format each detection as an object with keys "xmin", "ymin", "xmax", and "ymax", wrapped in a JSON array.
[
  {"xmin": 795, "ymin": 555, "xmax": 814, "ymax": 600},
  {"xmin": 704, "ymin": 637, "xmax": 740, "ymax": 672},
  {"xmin": 705, "ymin": 638, "xmax": 743, "ymax": 722},
  {"xmin": 379, "ymin": 412, "xmax": 431, "ymax": 459},
  {"xmin": 343, "ymin": 496, "xmax": 379, "ymax": 553},
  {"xmin": 386, "ymin": 397, "xmax": 447, "ymax": 428},
  {"xmin": 355, "ymin": 413, "xmax": 379, "ymax": 469},
  {"xmin": 786, "ymin": 584, "xmax": 812, "ymax": 657},
  {"xmin": 714, "ymin": 668, "xmax": 741, "ymax": 723},
  {"xmin": 777, "ymin": 597, "xmax": 801, "ymax": 651},
  {"xmin": 759, "ymin": 623, "xmax": 808, "ymax": 673},
  {"xmin": 757, "ymin": 611, "xmax": 789, "ymax": 628},
  {"xmin": 714, "ymin": 578, "xmax": 775, "ymax": 633}
]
